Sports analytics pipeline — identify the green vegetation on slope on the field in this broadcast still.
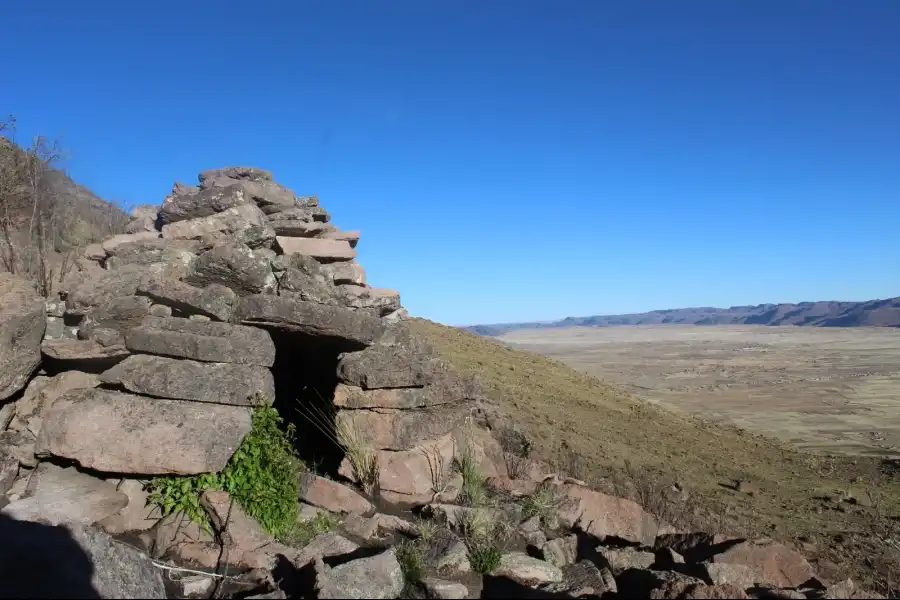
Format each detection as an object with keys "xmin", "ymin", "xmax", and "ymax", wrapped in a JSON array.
[
  {"xmin": 149, "ymin": 399, "xmax": 304, "ymax": 537},
  {"xmin": 410, "ymin": 318, "xmax": 900, "ymax": 589}
]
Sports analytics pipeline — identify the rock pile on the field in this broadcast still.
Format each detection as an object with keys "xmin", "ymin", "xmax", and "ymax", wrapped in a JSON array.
[{"xmin": 0, "ymin": 166, "xmax": 878, "ymax": 599}]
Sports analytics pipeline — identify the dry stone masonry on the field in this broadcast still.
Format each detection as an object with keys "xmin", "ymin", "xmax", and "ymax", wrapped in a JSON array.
[{"xmin": 0, "ymin": 166, "xmax": 876, "ymax": 599}]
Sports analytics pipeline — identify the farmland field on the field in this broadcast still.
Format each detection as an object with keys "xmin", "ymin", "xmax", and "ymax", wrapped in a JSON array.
[{"xmin": 496, "ymin": 325, "xmax": 900, "ymax": 457}]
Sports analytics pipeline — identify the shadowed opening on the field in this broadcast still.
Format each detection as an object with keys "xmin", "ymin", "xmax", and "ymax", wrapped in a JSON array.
[{"xmin": 268, "ymin": 329, "xmax": 354, "ymax": 477}]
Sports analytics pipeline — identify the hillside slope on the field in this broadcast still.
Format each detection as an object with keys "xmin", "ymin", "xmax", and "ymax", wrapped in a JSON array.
[
  {"xmin": 411, "ymin": 317, "xmax": 900, "ymax": 589},
  {"xmin": 464, "ymin": 297, "xmax": 900, "ymax": 335},
  {"xmin": 0, "ymin": 136, "xmax": 128, "ymax": 252}
]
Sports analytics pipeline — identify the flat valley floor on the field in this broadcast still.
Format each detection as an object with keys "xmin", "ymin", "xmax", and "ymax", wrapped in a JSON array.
[{"xmin": 497, "ymin": 325, "xmax": 900, "ymax": 457}]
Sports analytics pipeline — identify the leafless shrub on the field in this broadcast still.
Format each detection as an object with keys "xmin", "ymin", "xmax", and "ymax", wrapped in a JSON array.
[
  {"xmin": 423, "ymin": 442, "xmax": 451, "ymax": 501},
  {"xmin": 1, "ymin": 115, "xmax": 128, "ymax": 294},
  {"xmin": 498, "ymin": 426, "xmax": 532, "ymax": 480}
]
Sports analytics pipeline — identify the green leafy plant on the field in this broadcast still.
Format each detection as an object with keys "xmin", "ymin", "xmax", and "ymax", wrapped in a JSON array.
[
  {"xmin": 147, "ymin": 473, "xmax": 219, "ymax": 530},
  {"xmin": 148, "ymin": 396, "xmax": 304, "ymax": 537}
]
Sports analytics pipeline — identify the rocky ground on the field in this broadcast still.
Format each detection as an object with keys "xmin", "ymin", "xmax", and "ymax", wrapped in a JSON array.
[{"xmin": 0, "ymin": 166, "xmax": 884, "ymax": 598}]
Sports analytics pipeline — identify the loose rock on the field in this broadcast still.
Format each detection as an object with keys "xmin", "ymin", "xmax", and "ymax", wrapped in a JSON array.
[{"xmin": 315, "ymin": 548, "xmax": 404, "ymax": 599}]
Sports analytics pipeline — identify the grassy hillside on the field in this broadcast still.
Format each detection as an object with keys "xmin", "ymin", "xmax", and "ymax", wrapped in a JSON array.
[{"xmin": 410, "ymin": 317, "xmax": 900, "ymax": 590}]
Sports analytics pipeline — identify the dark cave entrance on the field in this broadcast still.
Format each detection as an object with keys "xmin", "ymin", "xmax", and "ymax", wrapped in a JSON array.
[{"xmin": 268, "ymin": 330, "xmax": 352, "ymax": 476}]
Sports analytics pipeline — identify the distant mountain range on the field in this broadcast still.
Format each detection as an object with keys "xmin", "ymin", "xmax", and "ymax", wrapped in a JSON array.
[{"xmin": 463, "ymin": 297, "xmax": 900, "ymax": 336}]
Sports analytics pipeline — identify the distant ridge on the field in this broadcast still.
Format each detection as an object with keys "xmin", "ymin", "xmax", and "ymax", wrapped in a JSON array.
[{"xmin": 463, "ymin": 297, "xmax": 900, "ymax": 336}]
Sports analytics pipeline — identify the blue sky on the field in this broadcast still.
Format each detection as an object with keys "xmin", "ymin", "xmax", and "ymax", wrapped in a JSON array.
[{"xmin": 2, "ymin": 1, "xmax": 898, "ymax": 325}]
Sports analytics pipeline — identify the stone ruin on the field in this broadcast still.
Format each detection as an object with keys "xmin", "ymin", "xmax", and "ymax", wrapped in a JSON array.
[{"xmin": 0, "ymin": 167, "xmax": 879, "ymax": 599}]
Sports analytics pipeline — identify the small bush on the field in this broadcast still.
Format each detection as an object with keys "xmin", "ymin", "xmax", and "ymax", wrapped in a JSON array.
[
  {"xmin": 461, "ymin": 509, "xmax": 510, "ymax": 575},
  {"xmin": 521, "ymin": 482, "xmax": 563, "ymax": 526},
  {"xmin": 148, "ymin": 397, "xmax": 304, "ymax": 537},
  {"xmin": 454, "ymin": 438, "xmax": 488, "ymax": 507},
  {"xmin": 396, "ymin": 539, "xmax": 426, "ymax": 583},
  {"xmin": 281, "ymin": 511, "xmax": 341, "ymax": 548}
]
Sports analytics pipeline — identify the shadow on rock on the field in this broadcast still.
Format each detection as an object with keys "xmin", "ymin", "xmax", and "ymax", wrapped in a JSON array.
[{"xmin": 0, "ymin": 513, "xmax": 99, "ymax": 599}]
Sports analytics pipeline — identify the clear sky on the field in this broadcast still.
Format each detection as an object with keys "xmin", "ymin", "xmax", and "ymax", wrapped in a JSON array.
[{"xmin": 3, "ymin": 1, "xmax": 898, "ymax": 326}]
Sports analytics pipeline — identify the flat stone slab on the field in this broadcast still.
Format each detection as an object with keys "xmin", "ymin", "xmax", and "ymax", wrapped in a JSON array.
[
  {"xmin": 36, "ymin": 388, "xmax": 252, "ymax": 475},
  {"xmin": 136, "ymin": 277, "xmax": 236, "ymax": 321},
  {"xmin": 125, "ymin": 316, "xmax": 276, "ymax": 367},
  {"xmin": 41, "ymin": 340, "xmax": 130, "ymax": 371},
  {"xmin": 100, "ymin": 354, "xmax": 275, "ymax": 405},
  {"xmin": 275, "ymin": 237, "xmax": 356, "ymax": 262},
  {"xmin": 237, "ymin": 295, "xmax": 383, "ymax": 348},
  {"xmin": 321, "ymin": 229, "xmax": 360, "ymax": 248}
]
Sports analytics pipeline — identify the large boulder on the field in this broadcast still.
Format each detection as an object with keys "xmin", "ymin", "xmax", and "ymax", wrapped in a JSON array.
[
  {"xmin": 125, "ymin": 316, "xmax": 276, "ymax": 367},
  {"xmin": 161, "ymin": 203, "xmax": 275, "ymax": 249},
  {"xmin": 275, "ymin": 237, "xmax": 357, "ymax": 262},
  {"xmin": 341, "ymin": 429, "xmax": 502, "ymax": 504},
  {"xmin": 0, "ymin": 274, "xmax": 46, "ymax": 401},
  {"xmin": 203, "ymin": 179, "xmax": 297, "ymax": 215},
  {"xmin": 36, "ymin": 387, "xmax": 252, "ymax": 475},
  {"xmin": 136, "ymin": 277, "xmax": 237, "ymax": 321},
  {"xmin": 335, "ymin": 402, "xmax": 474, "ymax": 450},
  {"xmin": 556, "ymin": 483, "xmax": 658, "ymax": 547},
  {"xmin": 315, "ymin": 548, "xmax": 404, "ymax": 599},
  {"xmin": 100, "ymin": 354, "xmax": 275, "ymax": 405},
  {"xmin": 0, "ymin": 520, "xmax": 166, "ymax": 598},
  {"xmin": 158, "ymin": 184, "xmax": 250, "ymax": 224},
  {"xmin": 237, "ymin": 295, "xmax": 384, "ymax": 348},
  {"xmin": 1, "ymin": 463, "xmax": 127, "ymax": 526},
  {"xmin": 184, "ymin": 241, "xmax": 277, "ymax": 296},
  {"xmin": 709, "ymin": 538, "xmax": 817, "ymax": 588}
]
